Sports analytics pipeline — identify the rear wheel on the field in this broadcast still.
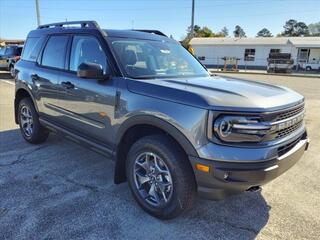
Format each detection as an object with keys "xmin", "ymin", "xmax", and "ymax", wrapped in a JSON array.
[
  {"xmin": 18, "ymin": 98, "xmax": 49, "ymax": 144},
  {"xmin": 306, "ymin": 66, "xmax": 312, "ymax": 71},
  {"xmin": 126, "ymin": 135, "xmax": 197, "ymax": 219}
]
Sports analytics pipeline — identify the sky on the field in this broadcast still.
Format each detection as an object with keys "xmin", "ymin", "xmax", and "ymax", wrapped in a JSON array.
[{"xmin": 0, "ymin": 0, "xmax": 319, "ymax": 40}]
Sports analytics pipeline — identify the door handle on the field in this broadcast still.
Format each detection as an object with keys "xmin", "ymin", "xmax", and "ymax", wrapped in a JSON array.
[{"xmin": 61, "ymin": 81, "xmax": 75, "ymax": 89}]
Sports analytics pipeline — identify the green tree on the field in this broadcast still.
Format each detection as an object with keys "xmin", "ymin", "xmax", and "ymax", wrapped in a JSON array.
[
  {"xmin": 186, "ymin": 25, "xmax": 219, "ymax": 38},
  {"xmin": 233, "ymin": 25, "xmax": 246, "ymax": 37},
  {"xmin": 308, "ymin": 22, "xmax": 320, "ymax": 36},
  {"xmin": 181, "ymin": 25, "xmax": 223, "ymax": 48},
  {"xmin": 280, "ymin": 19, "xmax": 309, "ymax": 36},
  {"xmin": 256, "ymin": 28, "xmax": 273, "ymax": 37},
  {"xmin": 220, "ymin": 26, "xmax": 229, "ymax": 37},
  {"xmin": 193, "ymin": 25, "xmax": 201, "ymax": 34},
  {"xmin": 196, "ymin": 26, "xmax": 215, "ymax": 37}
]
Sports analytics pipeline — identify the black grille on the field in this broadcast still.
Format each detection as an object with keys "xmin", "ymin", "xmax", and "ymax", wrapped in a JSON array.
[
  {"xmin": 275, "ymin": 121, "xmax": 303, "ymax": 139},
  {"xmin": 276, "ymin": 104, "xmax": 304, "ymax": 121}
]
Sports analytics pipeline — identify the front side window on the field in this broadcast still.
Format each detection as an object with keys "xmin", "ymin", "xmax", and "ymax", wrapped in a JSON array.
[
  {"xmin": 41, "ymin": 35, "xmax": 69, "ymax": 69},
  {"xmin": 69, "ymin": 35, "xmax": 108, "ymax": 73},
  {"xmin": 244, "ymin": 48, "xmax": 255, "ymax": 61},
  {"xmin": 109, "ymin": 38, "xmax": 209, "ymax": 79}
]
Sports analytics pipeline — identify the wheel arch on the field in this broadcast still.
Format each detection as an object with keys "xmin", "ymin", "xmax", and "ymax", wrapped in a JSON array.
[
  {"xmin": 15, "ymin": 87, "xmax": 37, "ymax": 124},
  {"xmin": 114, "ymin": 115, "xmax": 198, "ymax": 184}
]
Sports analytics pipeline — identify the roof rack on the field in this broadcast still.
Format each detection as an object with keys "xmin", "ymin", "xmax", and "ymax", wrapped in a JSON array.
[
  {"xmin": 38, "ymin": 21, "xmax": 100, "ymax": 29},
  {"xmin": 133, "ymin": 29, "xmax": 167, "ymax": 37}
]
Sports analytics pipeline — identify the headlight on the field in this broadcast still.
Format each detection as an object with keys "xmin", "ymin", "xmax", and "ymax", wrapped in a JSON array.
[{"xmin": 212, "ymin": 115, "xmax": 271, "ymax": 143}]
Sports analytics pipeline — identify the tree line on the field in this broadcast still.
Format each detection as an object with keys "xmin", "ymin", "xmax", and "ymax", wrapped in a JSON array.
[{"xmin": 184, "ymin": 19, "xmax": 320, "ymax": 40}]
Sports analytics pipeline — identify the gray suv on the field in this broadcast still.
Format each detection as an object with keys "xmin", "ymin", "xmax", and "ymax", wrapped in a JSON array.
[{"xmin": 14, "ymin": 21, "xmax": 309, "ymax": 219}]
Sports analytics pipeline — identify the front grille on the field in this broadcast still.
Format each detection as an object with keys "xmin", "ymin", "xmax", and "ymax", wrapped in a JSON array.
[
  {"xmin": 275, "ymin": 120, "xmax": 303, "ymax": 139},
  {"xmin": 276, "ymin": 104, "xmax": 304, "ymax": 121},
  {"xmin": 262, "ymin": 103, "xmax": 305, "ymax": 141}
]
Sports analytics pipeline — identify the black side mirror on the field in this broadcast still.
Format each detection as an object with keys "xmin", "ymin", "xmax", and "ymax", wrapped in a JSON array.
[{"xmin": 77, "ymin": 62, "xmax": 104, "ymax": 79}]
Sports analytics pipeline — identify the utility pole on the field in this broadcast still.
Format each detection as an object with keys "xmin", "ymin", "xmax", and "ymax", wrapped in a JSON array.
[
  {"xmin": 190, "ymin": 0, "xmax": 195, "ymax": 38},
  {"xmin": 35, "ymin": 0, "xmax": 41, "ymax": 26}
]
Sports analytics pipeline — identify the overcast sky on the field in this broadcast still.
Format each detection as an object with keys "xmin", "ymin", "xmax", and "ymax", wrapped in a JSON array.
[{"xmin": 1, "ymin": 0, "xmax": 319, "ymax": 40}]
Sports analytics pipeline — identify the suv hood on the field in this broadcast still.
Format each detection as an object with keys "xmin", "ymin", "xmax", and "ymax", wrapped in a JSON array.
[{"xmin": 127, "ymin": 76, "xmax": 304, "ymax": 112}]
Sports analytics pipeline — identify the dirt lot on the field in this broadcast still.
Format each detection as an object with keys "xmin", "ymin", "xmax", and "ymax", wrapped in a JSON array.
[{"xmin": 0, "ymin": 72, "xmax": 319, "ymax": 240}]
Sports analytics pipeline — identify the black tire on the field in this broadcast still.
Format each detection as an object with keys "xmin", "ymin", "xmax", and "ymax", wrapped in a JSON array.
[
  {"xmin": 9, "ymin": 65, "xmax": 15, "ymax": 78},
  {"xmin": 126, "ymin": 134, "xmax": 197, "ymax": 219},
  {"xmin": 306, "ymin": 66, "xmax": 312, "ymax": 71},
  {"xmin": 18, "ymin": 98, "xmax": 49, "ymax": 144}
]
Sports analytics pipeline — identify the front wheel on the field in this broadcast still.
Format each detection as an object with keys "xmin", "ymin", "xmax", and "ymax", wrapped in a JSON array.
[
  {"xmin": 9, "ymin": 65, "xmax": 15, "ymax": 78},
  {"xmin": 18, "ymin": 98, "xmax": 49, "ymax": 144},
  {"xmin": 126, "ymin": 135, "xmax": 197, "ymax": 219}
]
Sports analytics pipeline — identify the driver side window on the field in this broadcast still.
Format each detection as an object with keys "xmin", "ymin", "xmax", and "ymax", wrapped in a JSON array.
[{"xmin": 69, "ymin": 35, "xmax": 109, "ymax": 74}]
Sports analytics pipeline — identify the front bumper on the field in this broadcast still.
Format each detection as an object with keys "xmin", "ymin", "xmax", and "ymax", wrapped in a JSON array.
[{"xmin": 189, "ymin": 132, "xmax": 309, "ymax": 200}]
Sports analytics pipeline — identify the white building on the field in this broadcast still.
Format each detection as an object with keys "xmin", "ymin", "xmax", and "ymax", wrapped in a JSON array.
[{"xmin": 189, "ymin": 37, "xmax": 320, "ymax": 69}]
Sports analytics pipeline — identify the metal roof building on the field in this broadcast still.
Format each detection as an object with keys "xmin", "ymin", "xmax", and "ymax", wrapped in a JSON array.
[{"xmin": 189, "ymin": 37, "xmax": 320, "ymax": 69}]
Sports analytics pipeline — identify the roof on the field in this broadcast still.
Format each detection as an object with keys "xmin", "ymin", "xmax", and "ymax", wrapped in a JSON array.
[
  {"xmin": 288, "ymin": 37, "xmax": 320, "ymax": 48},
  {"xmin": 27, "ymin": 20, "xmax": 174, "ymax": 43},
  {"xmin": 27, "ymin": 27, "xmax": 173, "ymax": 42},
  {"xmin": 190, "ymin": 37, "xmax": 320, "ymax": 47},
  {"xmin": 104, "ymin": 29, "xmax": 173, "ymax": 42}
]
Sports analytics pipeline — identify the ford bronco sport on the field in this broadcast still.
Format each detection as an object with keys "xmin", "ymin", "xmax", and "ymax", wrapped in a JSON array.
[{"xmin": 14, "ymin": 21, "xmax": 309, "ymax": 219}]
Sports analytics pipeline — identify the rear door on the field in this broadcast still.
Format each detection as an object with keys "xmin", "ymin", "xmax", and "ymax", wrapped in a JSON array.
[
  {"xmin": 35, "ymin": 35, "xmax": 70, "ymax": 120},
  {"xmin": 55, "ymin": 34, "xmax": 118, "ymax": 146}
]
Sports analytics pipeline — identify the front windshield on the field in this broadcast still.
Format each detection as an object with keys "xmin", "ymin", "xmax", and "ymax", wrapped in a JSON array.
[{"xmin": 109, "ymin": 38, "xmax": 209, "ymax": 79}]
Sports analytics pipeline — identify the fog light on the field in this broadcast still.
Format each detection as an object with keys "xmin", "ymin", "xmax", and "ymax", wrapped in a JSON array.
[{"xmin": 196, "ymin": 163, "xmax": 210, "ymax": 173}]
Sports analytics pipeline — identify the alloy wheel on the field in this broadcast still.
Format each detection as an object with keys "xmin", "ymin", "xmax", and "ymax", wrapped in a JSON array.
[
  {"xmin": 133, "ymin": 152, "xmax": 173, "ymax": 207},
  {"xmin": 20, "ymin": 105, "xmax": 34, "ymax": 137}
]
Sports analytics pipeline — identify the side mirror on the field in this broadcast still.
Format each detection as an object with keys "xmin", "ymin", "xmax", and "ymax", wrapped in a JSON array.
[{"xmin": 77, "ymin": 62, "xmax": 104, "ymax": 79}]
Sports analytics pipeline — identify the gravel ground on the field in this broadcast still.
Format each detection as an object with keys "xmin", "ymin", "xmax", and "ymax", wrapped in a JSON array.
[{"xmin": 0, "ymin": 72, "xmax": 319, "ymax": 239}]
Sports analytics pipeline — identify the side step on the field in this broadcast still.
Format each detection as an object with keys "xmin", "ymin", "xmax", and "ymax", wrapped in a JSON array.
[{"xmin": 39, "ymin": 118, "xmax": 115, "ymax": 159}]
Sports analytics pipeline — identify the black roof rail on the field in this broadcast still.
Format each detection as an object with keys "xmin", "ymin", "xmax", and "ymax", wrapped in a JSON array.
[
  {"xmin": 38, "ymin": 20, "xmax": 100, "ymax": 29},
  {"xmin": 133, "ymin": 29, "xmax": 167, "ymax": 37}
]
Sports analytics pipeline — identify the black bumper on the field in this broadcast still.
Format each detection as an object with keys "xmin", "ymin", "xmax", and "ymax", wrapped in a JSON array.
[{"xmin": 189, "ymin": 135, "xmax": 309, "ymax": 200}]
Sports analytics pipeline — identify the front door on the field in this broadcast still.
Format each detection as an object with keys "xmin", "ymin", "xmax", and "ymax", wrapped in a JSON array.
[{"xmin": 55, "ymin": 34, "xmax": 117, "ymax": 147}]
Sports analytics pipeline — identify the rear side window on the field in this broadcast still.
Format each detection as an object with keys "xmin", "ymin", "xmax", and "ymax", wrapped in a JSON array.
[
  {"xmin": 41, "ymin": 35, "xmax": 69, "ymax": 69},
  {"xmin": 22, "ymin": 37, "xmax": 45, "ymax": 61}
]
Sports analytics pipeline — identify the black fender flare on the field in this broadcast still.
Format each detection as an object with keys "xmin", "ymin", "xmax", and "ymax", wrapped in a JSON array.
[
  {"xmin": 14, "ymin": 85, "xmax": 38, "ymax": 124},
  {"xmin": 114, "ymin": 115, "xmax": 199, "ymax": 183}
]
